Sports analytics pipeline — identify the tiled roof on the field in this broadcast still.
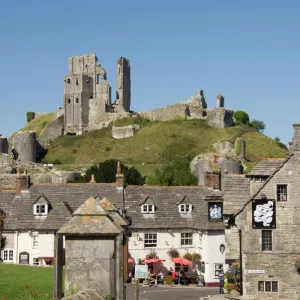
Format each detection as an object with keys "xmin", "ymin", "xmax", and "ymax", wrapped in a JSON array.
[
  {"xmin": 0, "ymin": 182, "xmax": 224, "ymax": 232},
  {"xmin": 247, "ymin": 158, "xmax": 286, "ymax": 176},
  {"xmin": 223, "ymin": 175, "xmax": 250, "ymax": 215}
]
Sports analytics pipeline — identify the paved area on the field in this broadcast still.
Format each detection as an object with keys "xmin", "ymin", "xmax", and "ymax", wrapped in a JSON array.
[{"xmin": 126, "ymin": 284, "xmax": 220, "ymax": 300}]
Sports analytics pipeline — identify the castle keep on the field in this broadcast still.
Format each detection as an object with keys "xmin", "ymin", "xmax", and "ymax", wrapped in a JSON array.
[{"xmin": 64, "ymin": 53, "xmax": 131, "ymax": 135}]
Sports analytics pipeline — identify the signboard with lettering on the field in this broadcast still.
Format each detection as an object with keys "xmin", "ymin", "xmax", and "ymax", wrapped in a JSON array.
[
  {"xmin": 248, "ymin": 270, "xmax": 265, "ymax": 274},
  {"xmin": 134, "ymin": 264, "xmax": 148, "ymax": 279},
  {"xmin": 19, "ymin": 252, "xmax": 29, "ymax": 264}
]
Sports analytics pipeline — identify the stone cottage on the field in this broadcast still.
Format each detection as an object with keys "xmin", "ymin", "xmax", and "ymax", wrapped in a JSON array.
[{"xmin": 223, "ymin": 123, "xmax": 300, "ymax": 299}]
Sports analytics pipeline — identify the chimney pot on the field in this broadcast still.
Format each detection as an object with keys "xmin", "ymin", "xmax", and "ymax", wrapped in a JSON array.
[{"xmin": 89, "ymin": 174, "xmax": 96, "ymax": 183}]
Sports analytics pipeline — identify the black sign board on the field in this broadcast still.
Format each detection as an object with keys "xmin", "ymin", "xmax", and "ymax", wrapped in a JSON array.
[
  {"xmin": 208, "ymin": 202, "xmax": 223, "ymax": 222},
  {"xmin": 252, "ymin": 199, "xmax": 276, "ymax": 229},
  {"xmin": 19, "ymin": 252, "xmax": 30, "ymax": 264}
]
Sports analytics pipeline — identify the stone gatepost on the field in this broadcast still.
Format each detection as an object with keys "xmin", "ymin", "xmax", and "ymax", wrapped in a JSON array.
[{"xmin": 55, "ymin": 196, "xmax": 127, "ymax": 300}]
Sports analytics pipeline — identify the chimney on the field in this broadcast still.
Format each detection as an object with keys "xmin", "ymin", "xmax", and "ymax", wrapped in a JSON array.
[
  {"xmin": 204, "ymin": 171, "xmax": 220, "ymax": 190},
  {"xmin": 115, "ymin": 161, "xmax": 124, "ymax": 189},
  {"xmin": 15, "ymin": 168, "xmax": 30, "ymax": 197},
  {"xmin": 89, "ymin": 174, "xmax": 96, "ymax": 183},
  {"xmin": 290, "ymin": 122, "xmax": 300, "ymax": 154}
]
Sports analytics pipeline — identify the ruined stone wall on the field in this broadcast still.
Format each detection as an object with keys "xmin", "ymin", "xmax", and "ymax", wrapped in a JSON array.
[
  {"xmin": 12, "ymin": 131, "xmax": 36, "ymax": 162},
  {"xmin": 207, "ymin": 108, "xmax": 233, "ymax": 128},
  {"xmin": 141, "ymin": 103, "xmax": 189, "ymax": 121},
  {"xmin": 39, "ymin": 115, "xmax": 64, "ymax": 148},
  {"xmin": 112, "ymin": 125, "xmax": 140, "ymax": 139}
]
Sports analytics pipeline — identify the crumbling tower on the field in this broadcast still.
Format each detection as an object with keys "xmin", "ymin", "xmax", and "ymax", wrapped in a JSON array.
[
  {"xmin": 63, "ymin": 53, "xmax": 111, "ymax": 135},
  {"xmin": 116, "ymin": 57, "xmax": 131, "ymax": 112}
]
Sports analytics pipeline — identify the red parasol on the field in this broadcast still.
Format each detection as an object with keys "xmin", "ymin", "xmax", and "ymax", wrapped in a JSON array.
[
  {"xmin": 142, "ymin": 258, "xmax": 166, "ymax": 264},
  {"xmin": 171, "ymin": 257, "xmax": 193, "ymax": 266}
]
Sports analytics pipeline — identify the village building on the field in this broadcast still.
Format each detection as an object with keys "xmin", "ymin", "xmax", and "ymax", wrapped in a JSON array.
[
  {"xmin": 0, "ymin": 170, "xmax": 227, "ymax": 286},
  {"xmin": 223, "ymin": 123, "xmax": 300, "ymax": 299}
]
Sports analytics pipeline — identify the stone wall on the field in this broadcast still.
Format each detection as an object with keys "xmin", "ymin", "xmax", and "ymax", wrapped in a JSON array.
[
  {"xmin": 141, "ymin": 103, "xmax": 189, "ymax": 121},
  {"xmin": 112, "ymin": 125, "xmax": 140, "ymax": 139},
  {"xmin": 39, "ymin": 115, "xmax": 64, "ymax": 148},
  {"xmin": 207, "ymin": 107, "xmax": 233, "ymax": 128}
]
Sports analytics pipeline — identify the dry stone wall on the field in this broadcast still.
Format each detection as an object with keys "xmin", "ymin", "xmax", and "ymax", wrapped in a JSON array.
[{"xmin": 39, "ymin": 115, "xmax": 64, "ymax": 148}]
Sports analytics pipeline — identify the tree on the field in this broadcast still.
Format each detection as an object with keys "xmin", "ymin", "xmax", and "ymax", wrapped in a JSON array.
[
  {"xmin": 250, "ymin": 119, "xmax": 266, "ymax": 133},
  {"xmin": 274, "ymin": 137, "xmax": 280, "ymax": 143},
  {"xmin": 233, "ymin": 111, "xmax": 250, "ymax": 125},
  {"xmin": 72, "ymin": 159, "xmax": 145, "ymax": 185},
  {"xmin": 150, "ymin": 155, "xmax": 198, "ymax": 186}
]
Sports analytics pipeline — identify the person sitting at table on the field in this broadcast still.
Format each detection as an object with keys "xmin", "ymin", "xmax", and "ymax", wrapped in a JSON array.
[{"xmin": 158, "ymin": 270, "xmax": 164, "ymax": 285}]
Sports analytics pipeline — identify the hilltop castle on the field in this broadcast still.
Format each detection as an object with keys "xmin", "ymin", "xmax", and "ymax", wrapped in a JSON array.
[{"xmin": 63, "ymin": 53, "xmax": 131, "ymax": 135}]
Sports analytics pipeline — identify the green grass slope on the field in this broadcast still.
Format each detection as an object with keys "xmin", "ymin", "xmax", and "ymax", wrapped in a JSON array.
[
  {"xmin": 10, "ymin": 113, "xmax": 56, "ymax": 139},
  {"xmin": 42, "ymin": 119, "xmax": 288, "ymax": 169}
]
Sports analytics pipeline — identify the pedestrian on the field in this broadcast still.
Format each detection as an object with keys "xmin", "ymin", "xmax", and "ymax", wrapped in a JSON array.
[{"xmin": 218, "ymin": 269, "xmax": 225, "ymax": 294}]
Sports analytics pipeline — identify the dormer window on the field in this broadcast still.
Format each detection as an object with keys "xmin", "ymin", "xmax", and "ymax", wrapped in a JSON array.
[
  {"xmin": 33, "ymin": 195, "xmax": 50, "ymax": 216},
  {"xmin": 179, "ymin": 204, "xmax": 192, "ymax": 214},
  {"xmin": 34, "ymin": 204, "xmax": 48, "ymax": 216},
  {"xmin": 141, "ymin": 204, "xmax": 154, "ymax": 214}
]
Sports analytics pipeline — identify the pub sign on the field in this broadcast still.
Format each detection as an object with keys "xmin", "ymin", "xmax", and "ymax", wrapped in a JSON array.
[{"xmin": 252, "ymin": 199, "xmax": 276, "ymax": 229}]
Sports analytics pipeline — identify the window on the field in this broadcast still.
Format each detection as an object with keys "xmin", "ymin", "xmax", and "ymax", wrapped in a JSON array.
[
  {"xmin": 258, "ymin": 281, "xmax": 278, "ymax": 292},
  {"xmin": 76, "ymin": 78, "xmax": 79, "ymax": 85},
  {"xmin": 201, "ymin": 261, "xmax": 205, "ymax": 273},
  {"xmin": 3, "ymin": 249, "xmax": 14, "ymax": 262},
  {"xmin": 215, "ymin": 264, "xmax": 223, "ymax": 277},
  {"xmin": 141, "ymin": 204, "xmax": 154, "ymax": 214},
  {"xmin": 178, "ymin": 204, "xmax": 192, "ymax": 214},
  {"xmin": 32, "ymin": 233, "xmax": 38, "ymax": 248},
  {"xmin": 144, "ymin": 233, "xmax": 157, "ymax": 248},
  {"xmin": 262, "ymin": 230, "xmax": 272, "ymax": 251},
  {"xmin": 76, "ymin": 98, "xmax": 79, "ymax": 103},
  {"xmin": 33, "ymin": 204, "xmax": 48, "ymax": 216},
  {"xmin": 181, "ymin": 233, "xmax": 193, "ymax": 246},
  {"xmin": 67, "ymin": 78, "xmax": 70, "ymax": 84},
  {"xmin": 90, "ymin": 95, "xmax": 93, "ymax": 99},
  {"xmin": 277, "ymin": 184, "xmax": 287, "ymax": 201},
  {"xmin": 68, "ymin": 99, "xmax": 71, "ymax": 104}
]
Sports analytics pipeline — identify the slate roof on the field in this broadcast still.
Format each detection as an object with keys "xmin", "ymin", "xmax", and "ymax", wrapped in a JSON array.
[
  {"xmin": 247, "ymin": 158, "xmax": 286, "ymax": 176},
  {"xmin": 125, "ymin": 186, "xmax": 224, "ymax": 230},
  {"xmin": 2, "ymin": 183, "xmax": 124, "ymax": 231},
  {"xmin": 223, "ymin": 175, "xmax": 250, "ymax": 215},
  {"xmin": 0, "ymin": 182, "xmax": 224, "ymax": 232}
]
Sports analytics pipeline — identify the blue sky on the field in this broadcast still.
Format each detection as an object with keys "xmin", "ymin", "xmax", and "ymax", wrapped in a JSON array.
[{"xmin": 0, "ymin": 1, "xmax": 299, "ymax": 145}]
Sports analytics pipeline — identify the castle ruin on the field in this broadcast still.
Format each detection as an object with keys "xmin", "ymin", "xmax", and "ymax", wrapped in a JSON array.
[{"xmin": 64, "ymin": 53, "xmax": 131, "ymax": 135}]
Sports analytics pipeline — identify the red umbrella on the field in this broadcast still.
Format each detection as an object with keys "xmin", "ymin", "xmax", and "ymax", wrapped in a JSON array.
[
  {"xmin": 128, "ymin": 258, "xmax": 134, "ymax": 264},
  {"xmin": 142, "ymin": 258, "xmax": 166, "ymax": 264},
  {"xmin": 172, "ymin": 257, "xmax": 193, "ymax": 266}
]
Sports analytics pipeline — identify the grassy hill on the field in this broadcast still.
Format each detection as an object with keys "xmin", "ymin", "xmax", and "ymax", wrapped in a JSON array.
[
  {"xmin": 38, "ymin": 118, "xmax": 288, "ymax": 176},
  {"xmin": 10, "ymin": 113, "xmax": 56, "ymax": 139}
]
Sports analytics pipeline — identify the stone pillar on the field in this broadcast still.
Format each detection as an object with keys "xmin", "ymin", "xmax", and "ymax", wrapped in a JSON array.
[
  {"xmin": 116, "ymin": 161, "xmax": 124, "ymax": 190},
  {"xmin": 116, "ymin": 57, "xmax": 131, "ymax": 112},
  {"xmin": 216, "ymin": 94, "xmax": 224, "ymax": 108},
  {"xmin": 57, "ymin": 196, "xmax": 127, "ymax": 300},
  {"xmin": 292, "ymin": 123, "xmax": 300, "ymax": 153}
]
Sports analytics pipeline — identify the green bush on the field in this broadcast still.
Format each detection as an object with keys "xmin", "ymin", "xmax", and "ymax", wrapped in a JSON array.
[
  {"xmin": 26, "ymin": 112, "xmax": 35, "ymax": 123},
  {"xmin": 234, "ymin": 111, "xmax": 249, "ymax": 125}
]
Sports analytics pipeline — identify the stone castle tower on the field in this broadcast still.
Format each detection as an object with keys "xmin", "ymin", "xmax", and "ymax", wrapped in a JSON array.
[{"xmin": 63, "ymin": 53, "xmax": 130, "ymax": 135}]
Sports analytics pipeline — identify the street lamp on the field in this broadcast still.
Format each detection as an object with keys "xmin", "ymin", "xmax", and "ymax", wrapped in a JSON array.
[{"xmin": 220, "ymin": 244, "xmax": 225, "ymax": 254}]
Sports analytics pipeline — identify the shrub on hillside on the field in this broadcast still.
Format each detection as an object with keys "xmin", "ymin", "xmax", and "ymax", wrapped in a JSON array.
[
  {"xmin": 250, "ymin": 119, "xmax": 266, "ymax": 133},
  {"xmin": 233, "ymin": 111, "xmax": 249, "ymax": 125},
  {"xmin": 71, "ymin": 159, "xmax": 145, "ymax": 186},
  {"xmin": 26, "ymin": 112, "xmax": 35, "ymax": 123}
]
